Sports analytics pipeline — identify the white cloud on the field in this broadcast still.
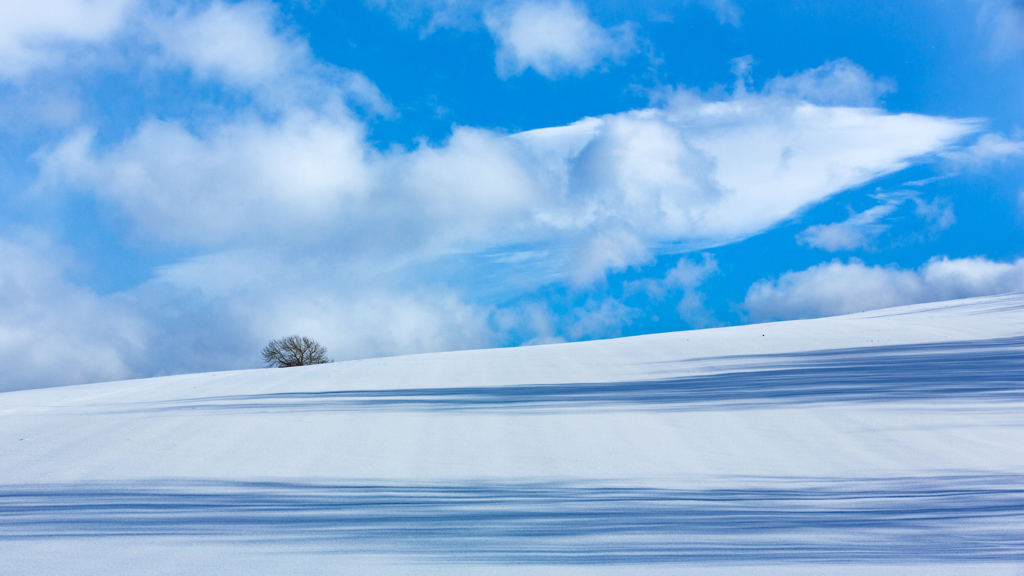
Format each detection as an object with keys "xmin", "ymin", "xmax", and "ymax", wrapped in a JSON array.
[
  {"xmin": 151, "ymin": 0, "xmax": 308, "ymax": 86},
  {"xmin": 744, "ymin": 256, "xmax": 1024, "ymax": 322},
  {"xmin": 563, "ymin": 112, "xmax": 722, "ymax": 232},
  {"xmin": 485, "ymin": 0, "xmax": 636, "ymax": 78},
  {"xmin": 23, "ymin": 56, "xmax": 986, "ymax": 389},
  {"xmin": 675, "ymin": 290, "xmax": 719, "ymax": 328},
  {"xmin": 368, "ymin": 0, "xmax": 742, "ymax": 43},
  {"xmin": 665, "ymin": 252, "xmax": 718, "ymax": 289},
  {"xmin": 797, "ymin": 203, "xmax": 897, "ymax": 251},
  {"xmin": 41, "ymin": 59, "xmax": 979, "ymax": 283},
  {"xmin": 647, "ymin": 94, "xmax": 973, "ymax": 243},
  {"xmin": 365, "ymin": 0, "xmax": 481, "ymax": 32},
  {"xmin": 913, "ymin": 196, "xmax": 956, "ymax": 231},
  {"xmin": 366, "ymin": 0, "xmax": 640, "ymax": 78},
  {"xmin": 383, "ymin": 126, "xmax": 549, "ymax": 254},
  {"xmin": 688, "ymin": 0, "xmax": 742, "ymax": 26},
  {"xmin": 0, "ymin": 0, "xmax": 136, "ymax": 79},
  {"xmin": 151, "ymin": 249, "xmax": 502, "ymax": 360},
  {"xmin": 0, "ymin": 238, "xmax": 504, "ymax": 391},
  {"xmin": 0, "ymin": 236, "xmax": 274, "ymax": 391},
  {"xmin": 566, "ymin": 297, "xmax": 638, "ymax": 340},
  {"xmin": 146, "ymin": 1, "xmax": 394, "ymax": 114},
  {"xmin": 902, "ymin": 132, "xmax": 1023, "ymax": 189},
  {"xmin": 796, "ymin": 191, "xmax": 954, "ymax": 252},
  {"xmin": 256, "ymin": 290, "xmax": 497, "ymax": 361},
  {"xmin": 40, "ymin": 111, "xmax": 375, "ymax": 245},
  {"xmin": 0, "ymin": 0, "xmax": 393, "ymax": 121},
  {"xmin": 567, "ymin": 228, "xmax": 653, "ymax": 283},
  {"xmin": 533, "ymin": 95, "xmax": 974, "ymax": 279},
  {"xmin": 0, "ymin": 80, "xmax": 81, "ymax": 130},
  {"xmin": 972, "ymin": 0, "xmax": 1024, "ymax": 57},
  {"xmin": 668, "ymin": 253, "xmax": 720, "ymax": 328},
  {"xmin": 493, "ymin": 302, "xmax": 564, "ymax": 346},
  {"xmin": 764, "ymin": 59, "xmax": 896, "ymax": 107},
  {"xmin": 625, "ymin": 253, "xmax": 720, "ymax": 328},
  {"xmin": 940, "ymin": 132, "xmax": 1024, "ymax": 167},
  {"xmin": 3, "ymin": 2, "xmax": 1003, "ymax": 392},
  {"xmin": 0, "ymin": 236, "xmax": 144, "ymax": 391},
  {"xmin": 0, "ymin": 0, "xmax": 295, "ymax": 84}
]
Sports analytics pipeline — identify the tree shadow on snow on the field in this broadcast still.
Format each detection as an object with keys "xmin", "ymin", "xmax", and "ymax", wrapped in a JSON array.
[
  {"xmin": 1, "ymin": 475, "xmax": 1022, "ymax": 563},
  {"xmin": 146, "ymin": 336, "xmax": 1024, "ymax": 412}
]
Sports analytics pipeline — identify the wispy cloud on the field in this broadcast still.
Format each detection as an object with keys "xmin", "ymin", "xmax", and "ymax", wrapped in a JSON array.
[
  {"xmin": 903, "ymin": 132, "xmax": 1023, "ymax": 188},
  {"xmin": 972, "ymin": 0, "xmax": 1024, "ymax": 58},
  {"xmin": 566, "ymin": 297, "xmax": 639, "ymax": 340},
  {"xmin": 687, "ymin": 0, "xmax": 742, "ymax": 26},
  {"xmin": 939, "ymin": 132, "xmax": 1024, "ymax": 167},
  {"xmin": 797, "ymin": 192, "xmax": 955, "ymax": 252},
  {"xmin": 764, "ymin": 58, "xmax": 896, "ymax": 107},
  {"xmin": 912, "ymin": 196, "xmax": 956, "ymax": 231},
  {"xmin": 797, "ymin": 203, "xmax": 899, "ymax": 252},
  {"xmin": 666, "ymin": 254, "xmax": 720, "ymax": 328},
  {"xmin": 626, "ymin": 253, "xmax": 720, "ymax": 328}
]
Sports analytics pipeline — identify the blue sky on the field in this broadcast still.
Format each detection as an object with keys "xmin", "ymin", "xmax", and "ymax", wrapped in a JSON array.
[{"xmin": 1, "ymin": 0, "xmax": 1023, "ymax": 390}]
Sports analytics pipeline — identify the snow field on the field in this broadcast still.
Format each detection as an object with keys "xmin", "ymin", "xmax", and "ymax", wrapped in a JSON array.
[{"xmin": 1, "ymin": 292, "xmax": 1023, "ymax": 574}]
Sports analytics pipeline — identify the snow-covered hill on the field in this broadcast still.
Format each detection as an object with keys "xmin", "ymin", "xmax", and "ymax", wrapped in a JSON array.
[{"xmin": 2, "ymin": 293, "xmax": 1023, "ymax": 575}]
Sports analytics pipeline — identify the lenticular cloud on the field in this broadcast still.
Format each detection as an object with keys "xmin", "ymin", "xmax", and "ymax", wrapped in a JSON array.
[{"xmin": 515, "ymin": 96, "xmax": 974, "ymax": 264}]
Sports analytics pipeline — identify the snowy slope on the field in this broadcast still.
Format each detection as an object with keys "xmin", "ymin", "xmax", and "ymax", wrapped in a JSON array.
[{"xmin": 1, "ymin": 293, "xmax": 1023, "ymax": 575}]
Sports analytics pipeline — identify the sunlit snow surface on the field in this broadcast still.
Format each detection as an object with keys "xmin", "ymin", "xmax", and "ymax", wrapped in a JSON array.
[{"xmin": 2, "ymin": 293, "xmax": 1024, "ymax": 575}]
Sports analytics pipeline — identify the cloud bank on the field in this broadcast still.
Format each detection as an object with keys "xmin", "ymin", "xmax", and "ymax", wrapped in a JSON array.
[
  {"xmin": 0, "ymin": 0, "xmax": 1011, "ymax": 392},
  {"xmin": 26, "ymin": 31, "xmax": 982, "ymax": 388},
  {"xmin": 744, "ymin": 257, "xmax": 1024, "ymax": 322},
  {"xmin": 0, "ymin": 237, "xmax": 143, "ymax": 389},
  {"xmin": 43, "ymin": 72, "xmax": 977, "ymax": 278}
]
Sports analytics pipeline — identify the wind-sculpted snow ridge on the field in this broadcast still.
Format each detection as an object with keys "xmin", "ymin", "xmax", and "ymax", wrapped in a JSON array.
[{"xmin": 2, "ymin": 293, "xmax": 1024, "ymax": 575}]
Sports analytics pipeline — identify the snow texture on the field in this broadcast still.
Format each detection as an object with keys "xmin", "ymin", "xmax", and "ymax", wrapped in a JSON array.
[{"xmin": 2, "ymin": 292, "xmax": 1024, "ymax": 575}]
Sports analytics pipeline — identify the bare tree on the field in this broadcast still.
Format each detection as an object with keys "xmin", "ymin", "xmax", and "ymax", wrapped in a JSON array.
[{"xmin": 261, "ymin": 335, "xmax": 333, "ymax": 367}]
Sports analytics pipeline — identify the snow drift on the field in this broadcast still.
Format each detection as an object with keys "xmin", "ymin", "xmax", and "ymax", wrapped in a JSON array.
[{"xmin": 1, "ymin": 292, "xmax": 1023, "ymax": 575}]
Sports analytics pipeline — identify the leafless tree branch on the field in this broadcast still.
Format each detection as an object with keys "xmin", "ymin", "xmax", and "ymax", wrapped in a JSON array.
[{"xmin": 261, "ymin": 335, "xmax": 332, "ymax": 367}]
